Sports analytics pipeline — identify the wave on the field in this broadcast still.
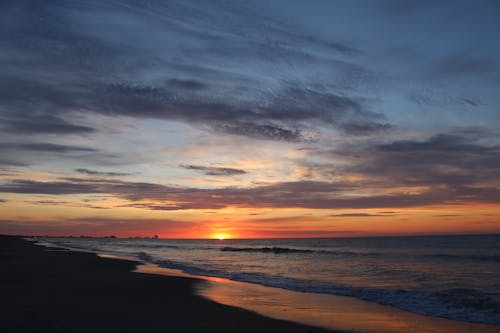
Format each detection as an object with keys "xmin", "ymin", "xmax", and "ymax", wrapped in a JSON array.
[
  {"xmin": 221, "ymin": 246, "xmax": 315, "ymax": 254},
  {"xmin": 220, "ymin": 246, "xmax": 500, "ymax": 262},
  {"xmin": 422, "ymin": 253, "xmax": 500, "ymax": 263},
  {"xmin": 115, "ymin": 243, "xmax": 180, "ymax": 250},
  {"xmin": 220, "ymin": 246, "xmax": 384, "ymax": 257},
  {"xmin": 46, "ymin": 238, "xmax": 500, "ymax": 262}
]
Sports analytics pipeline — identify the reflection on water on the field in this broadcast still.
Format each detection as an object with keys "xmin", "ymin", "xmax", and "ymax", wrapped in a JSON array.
[{"xmin": 136, "ymin": 264, "xmax": 500, "ymax": 333}]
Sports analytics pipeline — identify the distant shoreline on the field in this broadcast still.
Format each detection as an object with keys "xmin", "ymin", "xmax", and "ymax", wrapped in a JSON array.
[{"xmin": 12, "ymin": 232, "xmax": 500, "ymax": 240}]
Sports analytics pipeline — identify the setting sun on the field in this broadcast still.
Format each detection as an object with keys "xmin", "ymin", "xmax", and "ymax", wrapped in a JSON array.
[{"xmin": 214, "ymin": 233, "xmax": 230, "ymax": 240}]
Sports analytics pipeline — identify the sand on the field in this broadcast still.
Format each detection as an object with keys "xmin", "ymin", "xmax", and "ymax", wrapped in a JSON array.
[{"xmin": 0, "ymin": 235, "xmax": 335, "ymax": 333}]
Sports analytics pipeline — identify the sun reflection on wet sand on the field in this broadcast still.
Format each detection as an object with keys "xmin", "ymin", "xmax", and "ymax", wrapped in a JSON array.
[{"xmin": 135, "ymin": 264, "xmax": 499, "ymax": 333}]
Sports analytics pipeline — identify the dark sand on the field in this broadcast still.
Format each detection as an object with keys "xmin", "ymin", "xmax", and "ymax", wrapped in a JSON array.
[{"xmin": 0, "ymin": 236, "xmax": 336, "ymax": 333}]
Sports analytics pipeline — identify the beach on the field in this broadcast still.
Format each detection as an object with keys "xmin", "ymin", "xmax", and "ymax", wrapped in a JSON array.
[
  {"xmin": 40, "ymin": 235, "xmax": 500, "ymax": 328},
  {"xmin": 0, "ymin": 236, "xmax": 333, "ymax": 333}
]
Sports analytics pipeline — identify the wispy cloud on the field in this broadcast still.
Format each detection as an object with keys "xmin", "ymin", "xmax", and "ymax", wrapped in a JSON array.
[
  {"xmin": 181, "ymin": 165, "xmax": 247, "ymax": 176},
  {"xmin": 75, "ymin": 168, "xmax": 132, "ymax": 177},
  {"xmin": 0, "ymin": 114, "xmax": 95, "ymax": 135},
  {"xmin": 28, "ymin": 200, "xmax": 109, "ymax": 210},
  {"xmin": 0, "ymin": 143, "xmax": 97, "ymax": 153},
  {"xmin": 329, "ymin": 213, "xmax": 396, "ymax": 217},
  {"xmin": 0, "ymin": 217, "xmax": 200, "ymax": 237}
]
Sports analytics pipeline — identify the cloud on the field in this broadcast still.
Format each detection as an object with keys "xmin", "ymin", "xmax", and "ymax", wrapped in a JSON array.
[
  {"xmin": 312, "ymin": 130, "xmax": 500, "ymax": 188},
  {"xmin": 118, "ymin": 203, "xmax": 198, "ymax": 211},
  {"xmin": 408, "ymin": 92, "xmax": 483, "ymax": 108},
  {"xmin": 97, "ymin": 82, "xmax": 388, "ymax": 141},
  {"xmin": 378, "ymin": 133, "xmax": 493, "ymax": 154},
  {"xmin": 0, "ymin": 0, "xmax": 384, "ymax": 142},
  {"xmin": 0, "ymin": 114, "xmax": 95, "ymax": 134},
  {"xmin": 369, "ymin": 132, "xmax": 500, "ymax": 186},
  {"xmin": 0, "ymin": 143, "xmax": 97, "ymax": 153},
  {"xmin": 432, "ymin": 214, "xmax": 463, "ymax": 217},
  {"xmin": 28, "ymin": 200, "xmax": 109, "ymax": 210},
  {"xmin": 430, "ymin": 55, "xmax": 498, "ymax": 78},
  {"xmin": 0, "ymin": 180, "xmax": 103, "ymax": 195},
  {"xmin": 181, "ymin": 165, "xmax": 247, "ymax": 176},
  {"xmin": 211, "ymin": 123, "xmax": 307, "ymax": 142},
  {"xmin": 340, "ymin": 122, "xmax": 392, "ymax": 135},
  {"xmin": 1, "ymin": 177, "xmax": 499, "ymax": 211},
  {"xmin": 0, "ymin": 142, "xmax": 103, "ymax": 167},
  {"xmin": 5, "ymin": 131, "xmax": 497, "ymax": 211},
  {"xmin": 166, "ymin": 78, "xmax": 207, "ymax": 90},
  {"xmin": 0, "ymin": 158, "xmax": 28, "ymax": 167},
  {"xmin": 0, "ymin": 217, "xmax": 199, "ymax": 237},
  {"xmin": 329, "ymin": 213, "xmax": 396, "ymax": 217},
  {"xmin": 75, "ymin": 168, "xmax": 132, "ymax": 177}
]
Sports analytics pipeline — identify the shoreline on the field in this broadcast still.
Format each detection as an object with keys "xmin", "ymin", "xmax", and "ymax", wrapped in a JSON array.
[
  {"xmin": 38, "ymin": 236, "xmax": 500, "ymax": 331},
  {"xmin": 137, "ymin": 263, "xmax": 500, "ymax": 333},
  {"xmin": 4, "ymin": 235, "xmax": 499, "ymax": 333},
  {"xmin": 0, "ymin": 235, "xmax": 335, "ymax": 333}
]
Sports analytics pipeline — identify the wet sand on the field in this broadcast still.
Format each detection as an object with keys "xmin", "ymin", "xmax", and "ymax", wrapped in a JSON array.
[
  {"xmin": 138, "ymin": 264, "xmax": 500, "ymax": 333},
  {"xmin": 0, "ymin": 235, "xmax": 334, "ymax": 333}
]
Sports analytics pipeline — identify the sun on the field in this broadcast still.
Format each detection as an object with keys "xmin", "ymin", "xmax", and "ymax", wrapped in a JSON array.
[{"xmin": 213, "ymin": 233, "xmax": 229, "ymax": 240}]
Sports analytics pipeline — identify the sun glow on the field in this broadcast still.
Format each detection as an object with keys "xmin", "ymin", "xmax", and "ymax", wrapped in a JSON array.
[{"xmin": 214, "ymin": 233, "xmax": 230, "ymax": 240}]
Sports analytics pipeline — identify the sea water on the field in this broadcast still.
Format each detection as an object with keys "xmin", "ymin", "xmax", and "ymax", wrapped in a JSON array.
[{"xmin": 42, "ymin": 235, "xmax": 500, "ymax": 325}]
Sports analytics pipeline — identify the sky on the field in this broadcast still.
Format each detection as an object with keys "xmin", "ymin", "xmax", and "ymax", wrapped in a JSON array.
[{"xmin": 1, "ymin": 0, "xmax": 500, "ymax": 238}]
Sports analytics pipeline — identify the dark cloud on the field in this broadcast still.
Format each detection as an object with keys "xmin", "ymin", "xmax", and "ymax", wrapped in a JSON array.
[
  {"xmin": 0, "ymin": 180, "xmax": 101, "ymax": 195},
  {"xmin": 95, "ymin": 82, "xmax": 387, "ymax": 141},
  {"xmin": 409, "ymin": 93, "xmax": 483, "ymax": 108},
  {"xmin": 378, "ymin": 134, "xmax": 492, "ymax": 153},
  {"xmin": 0, "ymin": 158, "xmax": 28, "ymax": 167},
  {"xmin": 1, "ymin": 177, "xmax": 499, "ymax": 210},
  {"xmin": 166, "ymin": 78, "xmax": 207, "ymax": 90},
  {"xmin": 370, "ymin": 133, "xmax": 500, "ymax": 186},
  {"xmin": 340, "ymin": 122, "xmax": 392, "ymax": 135},
  {"xmin": 431, "ymin": 55, "xmax": 498, "ymax": 77},
  {"xmin": 212, "ymin": 123, "xmax": 307, "ymax": 142},
  {"xmin": 0, "ymin": 114, "xmax": 95, "ymax": 135},
  {"xmin": 329, "ymin": 213, "xmax": 395, "ymax": 217},
  {"xmin": 75, "ymin": 168, "xmax": 132, "ymax": 177},
  {"xmin": 301, "ymin": 131, "xmax": 498, "ymax": 188},
  {"xmin": 0, "ymin": 0, "xmax": 383, "ymax": 142},
  {"xmin": 0, "ymin": 217, "xmax": 199, "ymax": 237},
  {"xmin": 181, "ymin": 165, "xmax": 247, "ymax": 176},
  {"xmin": 294, "ymin": 128, "xmax": 500, "ymax": 210},
  {"xmin": 118, "ymin": 203, "xmax": 198, "ymax": 211},
  {"xmin": 0, "ymin": 142, "xmax": 101, "ymax": 167},
  {"xmin": 323, "ymin": 41, "xmax": 361, "ymax": 55},
  {"xmin": 432, "ymin": 214, "xmax": 463, "ymax": 217},
  {"xmin": 28, "ymin": 200, "xmax": 109, "ymax": 210},
  {"xmin": 462, "ymin": 98, "xmax": 482, "ymax": 106},
  {"xmin": 0, "ymin": 143, "xmax": 97, "ymax": 153}
]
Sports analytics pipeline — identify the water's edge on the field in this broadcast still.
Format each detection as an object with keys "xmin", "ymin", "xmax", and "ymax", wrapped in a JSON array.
[{"xmin": 32, "ymin": 237, "xmax": 500, "ymax": 326}]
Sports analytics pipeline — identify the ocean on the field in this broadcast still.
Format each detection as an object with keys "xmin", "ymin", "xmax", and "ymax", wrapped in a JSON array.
[{"xmin": 40, "ymin": 234, "xmax": 500, "ymax": 325}]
